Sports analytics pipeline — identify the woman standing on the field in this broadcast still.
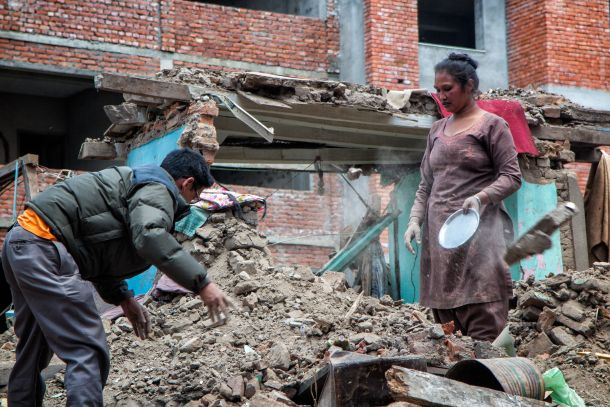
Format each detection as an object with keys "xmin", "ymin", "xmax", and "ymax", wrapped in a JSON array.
[{"xmin": 404, "ymin": 53, "xmax": 522, "ymax": 341}]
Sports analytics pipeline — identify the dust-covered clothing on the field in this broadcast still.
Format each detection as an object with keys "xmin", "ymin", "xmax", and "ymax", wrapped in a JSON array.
[
  {"xmin": 432, "ymin": 299, "xmax": 509, "ymax": 341},
  {"xmin": 410, "ymin": 113, "xmax": 521, "ymax": 310}
]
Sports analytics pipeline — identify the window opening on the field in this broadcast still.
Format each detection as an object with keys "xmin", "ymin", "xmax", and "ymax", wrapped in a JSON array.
[
  {"xmin": 418, "ymin": 0, "xmax": 476, "ymax": 48},
  {"xmin": 196, "ymin": 0, "xmax": 324, "ymax": 18},
  {"xmin": 211, "ymin": 168, "xmax": 311, "ymax": 191}
]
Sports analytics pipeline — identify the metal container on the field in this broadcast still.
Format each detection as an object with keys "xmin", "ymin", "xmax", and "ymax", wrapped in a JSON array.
[
  {"xmin": 445, "ymin": 357, "xmax": 545, "ymax": 400},
  {"xmin": 438, "ymin": 208, "xmax": 480, "ymax": 249}
]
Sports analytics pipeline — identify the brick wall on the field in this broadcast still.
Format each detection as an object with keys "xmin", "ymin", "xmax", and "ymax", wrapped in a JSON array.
[
  {"xmin": 0, "ymin": 164, "xmax": 67, "ymax": 244},
  {"xmin": 507, "ymin": 0, "xmax": 610, "ymax": 91},
  {"xmin": 0, "ymin": 0, "xmax": 339, "ymax": 76},
  {"xmin": 364, "ymin": 0, "xmax": 419, "ymax": 89},
  {"xmin": 226, "ymin": 174, "xmax": 343, "ymax": 269}
]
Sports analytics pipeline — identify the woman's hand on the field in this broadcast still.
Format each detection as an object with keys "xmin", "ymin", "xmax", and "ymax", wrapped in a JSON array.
[
  {"xmin": 462, "ymin": 195, "xmax": 482, "ymax": 214},
  {"xmin": 404, "ymin": 219, "xmax": 421, "ymax": 255}
]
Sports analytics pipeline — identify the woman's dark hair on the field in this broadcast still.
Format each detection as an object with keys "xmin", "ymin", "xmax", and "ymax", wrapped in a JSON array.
[
  {"xmin": 161, "ymin": 148, "xmax": 215, "ymax": 189},
  {"xmin": 435, "ymin": 52, "xmax": 479, "ymax": 91}
]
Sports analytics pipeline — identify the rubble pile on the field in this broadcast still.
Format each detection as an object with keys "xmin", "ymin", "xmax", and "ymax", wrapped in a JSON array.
[
  {"xmin": 0, "ymin": 211, "xmax": 507, "ymax": 406},
  {"xmin": 509, "ymin": 264, "xmax": 610, "ymax": 405},
  {"xmin": 156, "ymin": 67, "xmax": 438, "ymax": 116},
  {"xmin": 483, "ymin": 87, "xmax": 610, "ymax": 128},
  {"xmin": 91, "ymin": 213, "xmax": 506, "ymax": 406}
]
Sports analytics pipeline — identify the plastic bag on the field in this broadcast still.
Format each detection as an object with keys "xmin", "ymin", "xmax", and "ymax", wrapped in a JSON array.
[{"xmin": 543, "ymin": 367, "xmax": 585, "ymax": 407}]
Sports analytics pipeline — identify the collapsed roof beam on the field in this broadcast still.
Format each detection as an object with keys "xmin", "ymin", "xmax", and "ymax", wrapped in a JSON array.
[{"xmin": 215, "ymin": 146, "xmax": 423, "ymax": 165}]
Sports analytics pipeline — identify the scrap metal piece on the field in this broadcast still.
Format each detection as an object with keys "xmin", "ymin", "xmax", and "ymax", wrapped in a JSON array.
[
  {"xmin": 505, "ymin": 202, "xmax": 579, "ymax": 266},
  {"xmin": 212, "ymin": 94, "xmax": 274, "ymax": 142}
]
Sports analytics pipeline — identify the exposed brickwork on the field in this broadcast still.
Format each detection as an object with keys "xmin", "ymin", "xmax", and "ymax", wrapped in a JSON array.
[
  {"xmin": 506, "ymin": 0, "xmax": 548, "ymax": 87},
  {"xmin": 268, "ymin": 245, "xmax": 335, "ymax": 269},
  {"xmin": 0, "ymin": 165, "xmax": 66, "ymax": 245},
  {"xmin": 0, "ymin": 0, "xmax": 339, "ymax": 75},
  {"xmin": 0, "ymin": 38, "xmax": 159, "ymax": 76},
  {"xmin": 223, "ymin": 174, "xmax": 343, "ymax": 268},
  {"xmin": 364, "ymin": 0, "xmax": 419, "ymax": 89},
  {"xmin": 564, "ymin": 162, "xmax": 591, "ymax": 194},
  {"xmin": 507, "ymin": 0, "xmax": 610, "ymax": 91},
  {"xmin": 164, "ymin": 1, "xmax": 339, "ymax": 73},
  {"xmin": 0, "ymin": 0, "xmax": 159, "ymax": 47}
]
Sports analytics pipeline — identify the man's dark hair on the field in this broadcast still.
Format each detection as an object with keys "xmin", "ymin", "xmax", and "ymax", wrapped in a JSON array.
[
  {"xmin": 435, "ymin": 52, "xmax": 480, "ymax": 91},
  {"xmin": 161, "ymin": 148, "xmax": 214, "ymax": 189}
]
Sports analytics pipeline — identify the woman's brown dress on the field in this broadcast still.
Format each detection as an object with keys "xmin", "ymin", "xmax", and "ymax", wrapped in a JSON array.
[{"xmin": 410, "ymin": 112, "xmax": 522, "ymax": 310}]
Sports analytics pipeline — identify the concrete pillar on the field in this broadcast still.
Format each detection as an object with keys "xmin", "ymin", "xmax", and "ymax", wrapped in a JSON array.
[{"xmin": 337, "ymin": 0, "xmax": 366, "ymax": 84}]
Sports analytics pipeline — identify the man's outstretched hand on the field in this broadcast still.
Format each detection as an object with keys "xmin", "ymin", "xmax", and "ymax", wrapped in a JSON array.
[
  {"xmin": 120, "ymin": 297, "xmax": 150, "ymax": 340},
  {"xmin": 199, "ymin": 282, "xmax": 233, "ymax": 324}
]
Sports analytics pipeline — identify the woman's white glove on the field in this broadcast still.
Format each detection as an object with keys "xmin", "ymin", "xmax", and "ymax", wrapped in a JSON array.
[
  {"xmin": 404, "ymin": 218, "xmax": 421, "ymax": 255},
  {"xmin": 462, "ymin": 194, "xmax": 482, "ymax": 214}
]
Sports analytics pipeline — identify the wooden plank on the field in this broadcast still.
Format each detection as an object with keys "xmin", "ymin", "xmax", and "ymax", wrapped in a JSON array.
[
  {"xmin": 95, "ymin": 73, "xmax": 193, "ymax": 101},
  {"xmin": 123, "ymin": 93, "xmax": 166, "ymax": 106},
  {"xmin": 531, "ymin": 125, "xmax": 610, "ymax": 146},
  {"xmin": 78, "ymin": 141, "xmax": 117, "ymax": 160},
  {"xmin": 215, "ymin": 146, "xmax": 423, "ymax": 165},
  {"xmin": 386, "ymin": 366, "xmax": 551, "ymax": 407},
  {"xmin": 103, "ymin": 103, "xmax": 148, "ymax": 125},
  {"xmin": 567, "ymin": 174, "xmax": 589, "ymax": 271}
]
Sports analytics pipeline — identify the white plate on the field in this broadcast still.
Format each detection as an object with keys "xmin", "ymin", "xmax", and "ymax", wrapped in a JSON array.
[{"xmin": 438, "ymin": 208, "xmax": 480, "ymax": 249}]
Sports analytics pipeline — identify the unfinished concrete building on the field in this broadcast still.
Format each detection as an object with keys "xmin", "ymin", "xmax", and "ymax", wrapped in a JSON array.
[{"xmin": 0, "ymin": 0, "xmax": 609, "ymax": 281}]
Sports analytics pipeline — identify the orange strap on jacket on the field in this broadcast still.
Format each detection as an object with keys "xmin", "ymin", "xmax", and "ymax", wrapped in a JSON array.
[{"xmin": 17, "ymin": 208, "xmax": 56, "ymax": 240}]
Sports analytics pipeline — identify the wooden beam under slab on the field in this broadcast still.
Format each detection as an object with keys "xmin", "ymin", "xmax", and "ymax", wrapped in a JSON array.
[
  {"xmin": 215, "ymin": 146, "xmax": 423, "ymax": 165},
  {"xmin": 386, "ymin": 366, "xmax": 551, "ymax": 407},
  {"xmin": 531, "ymin": 125, "xmax": 610, "ymax": 146}
]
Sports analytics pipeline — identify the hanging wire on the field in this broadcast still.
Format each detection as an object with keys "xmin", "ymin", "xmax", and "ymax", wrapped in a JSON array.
[{"xmin": 409, "ymin": 243, "xmax": 420, "ymax": 303}]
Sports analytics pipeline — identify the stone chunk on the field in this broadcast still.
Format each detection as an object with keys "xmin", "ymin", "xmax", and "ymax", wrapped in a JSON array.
[
  {"xmin": 561, "ymin": 300, "xmax": 585, "ymax": 322},
  {"xmin": 267, "ymin": 342, "xmax": 291, "ymax": 371},
  {"xmin": 537, "ymin": 307, "xmax": 557, "ymax": 333},
  {"xmin": 320, "ymin": 271, "xmax": 347, "ymax": 292},
  {"xmin": 245, "ymin": 378, "xmax": 259, "ymax": 399},
  {"xmin": 522, "ymin": 306, "xmax": 542, "ymax": 322},
  {"xmin": 526, "ymin": 332, "xmax": 554, "ymax": 356},
  {"xmin": 556, "ymin": 314, "xmax": 595, "ymax": 337},
  {"xmin": 225, "ymin": 231, "xmax": 267, "ymax": 250},
  {"xmin": 519, "ymin": 291, "xmax": 557, "ymax": 309},
  {"xmin": 234, "ymin": 281, "xmax": 259, "ymax": 296},
  {"xmin": 226, "ymin": 375, "xmax": 245, "ymax": 401},
  {"xmin": 428, "ymin": 324, "xmax": 446, "ymax": 339},
  {"xmin": 179, "ymin": 337, "xmax": 203, "ymax": 353},
  {"xmin": 349, "ymin": 333, "xmax": 384, "ymax": 350}
]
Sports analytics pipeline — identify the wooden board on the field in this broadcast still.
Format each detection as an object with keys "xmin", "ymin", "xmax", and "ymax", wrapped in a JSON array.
[{"xmin": 386, "ymin": 366, "xmax": 551, "ymax": 407}]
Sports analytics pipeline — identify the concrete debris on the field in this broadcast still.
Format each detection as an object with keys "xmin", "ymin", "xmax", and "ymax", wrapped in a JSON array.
[
  {"xmin": 509, "ymin": 266, "xmax": 610, "ymax": 405},
  {"xmin": 0, "ymin": 210, "xmax": 519, "ymax": 406},
  {"xmin": 2, "ymin": 208, "xmax": 608, "ymax": 405}
]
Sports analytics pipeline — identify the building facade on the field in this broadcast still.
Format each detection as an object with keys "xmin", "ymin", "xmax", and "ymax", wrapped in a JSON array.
[{"xmin": 0, "ymin": 0, "xmax": 608, "ymax": 267}]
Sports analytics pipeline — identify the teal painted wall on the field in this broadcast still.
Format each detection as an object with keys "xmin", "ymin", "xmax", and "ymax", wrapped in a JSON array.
[
  {"xmin": 504, "ymin": 180, "xmax": 563, "ymax": 280},
  {"xmin": 389, "ymin": 170, "xmax": 421, "ymax": 303},
  {"xmin": 125, "ymin": 127, "xmax": 185, "ymax": 295},
  {"xmin": 389, "ymin": 176, "xmax": 563, "ymax": 303}
]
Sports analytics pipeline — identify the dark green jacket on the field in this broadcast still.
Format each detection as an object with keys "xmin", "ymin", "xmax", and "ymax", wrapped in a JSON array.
[{"xmin": 27, "ymin": 165, "xmax": 210, "ymax": 304}]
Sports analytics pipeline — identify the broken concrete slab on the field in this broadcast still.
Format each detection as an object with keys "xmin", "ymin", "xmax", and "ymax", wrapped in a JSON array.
[{"xmin": 560, "ymin": 300, "xmax": 586, "ymax": 322}]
